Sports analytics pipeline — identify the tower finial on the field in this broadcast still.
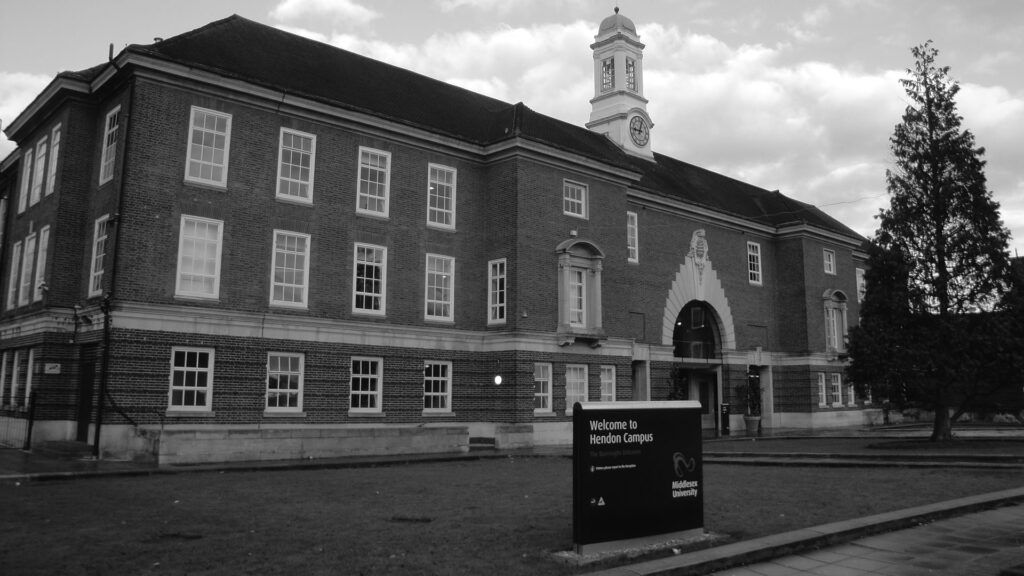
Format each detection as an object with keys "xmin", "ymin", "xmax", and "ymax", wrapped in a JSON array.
[{"xmin": 614, "ymin": 6, "xmax": 619, "ymax": 14}]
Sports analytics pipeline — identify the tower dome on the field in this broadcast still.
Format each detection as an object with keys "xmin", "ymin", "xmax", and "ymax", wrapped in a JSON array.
[{"xmin": 598, "ymin": 7, "xmax": 637, "ymax": 38}]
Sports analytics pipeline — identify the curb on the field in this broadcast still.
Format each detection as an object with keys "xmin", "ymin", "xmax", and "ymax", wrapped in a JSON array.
[{"xmin": 584, "ymin": 487, "xmax": 1024, "ymax": 576}]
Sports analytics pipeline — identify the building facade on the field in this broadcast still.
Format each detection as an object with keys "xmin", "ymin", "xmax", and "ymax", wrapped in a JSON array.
[{"xmin": 0, "ymin": 12, "xmax": 871, "ymax": 463}]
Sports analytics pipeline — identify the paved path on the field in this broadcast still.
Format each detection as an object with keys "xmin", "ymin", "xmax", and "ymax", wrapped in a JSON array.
[{"xmin": 710, "ymin": 503, "xmax": 1024, "ymax": 576}]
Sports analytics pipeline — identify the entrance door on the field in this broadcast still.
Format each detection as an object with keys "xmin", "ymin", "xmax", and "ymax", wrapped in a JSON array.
[
  {"xmin": 76, "ymin": 360, "xmax": 96, "ymax": 442},
  {"xmin": 689, "ymin": 372, "xmax": 717, "ymax": 431},
  {"xmin": 631, "ymin": 361, "xmax": 648, "ymax": 401}
]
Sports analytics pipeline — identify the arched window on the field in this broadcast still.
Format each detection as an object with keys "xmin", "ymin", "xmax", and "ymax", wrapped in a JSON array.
[
  {"xmin": 673, "ymin": 301, "xmax": 720, "ymax": 359},
  {"xmin": 556, "ymin": 239, "xmax": 605, "ymax": 345},
  {"xmin": 823, "ymin": 289, "xmax": 849, "ymax": 353}
]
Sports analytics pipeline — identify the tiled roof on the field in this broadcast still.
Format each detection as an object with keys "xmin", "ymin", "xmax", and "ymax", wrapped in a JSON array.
[{"xmin": 111, "ymin": 14, "xmax": 860, "ymax": 241}]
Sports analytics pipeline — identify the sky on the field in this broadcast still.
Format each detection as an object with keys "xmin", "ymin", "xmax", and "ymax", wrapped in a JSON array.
[{"xmin": 1, "ymin": 0, "xmax": 1022, "ymax": 254}]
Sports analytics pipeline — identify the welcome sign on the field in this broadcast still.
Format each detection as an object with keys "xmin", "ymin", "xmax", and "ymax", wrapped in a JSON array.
[{"xmin": 572, "ymin": 401, "xmax": 704, "ymax": 554}]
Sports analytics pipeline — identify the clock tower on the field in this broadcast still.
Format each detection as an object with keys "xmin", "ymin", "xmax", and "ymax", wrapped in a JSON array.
[{"xmin": 586, "ymin": 7, "xmax": 653, "ymax": 160}]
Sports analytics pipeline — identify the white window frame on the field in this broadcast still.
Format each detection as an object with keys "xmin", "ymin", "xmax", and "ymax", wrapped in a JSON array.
[
  {"xmin": 265, "ymin": 352, "xmax": 304, "ymax": 413},
  {"xmin": 817, "ymin": 372, "xmax": 827, "ymax": 407},
  {"xmin": 276, "ymin": 128, "xmax": 316, "ymax": 203},
  {"xmin": 18, "ymin": 233, "xmax": 37, "ymax": 307},
  {"xmin": 270, "ymin": 230, "xmax": 311, "ymax": 309},
  {"xmin": 168, "ymin": 347, "xmax": 214, "ymax": 411},
  {"xmin": 601, "ymin": 57, "xmax": 614, "ymax": 92},
  {"xmin": 568, "ymin": 268, "xmax": 586, "ymax": 327},
  {"xmin": 356, "ymin": 147, "xmax": 390, "ymax": 217},
  {"xmin": 847, "ymin": 383, "xmax": 857, "ymax": 407},
  {"xmin": 427, "ymin": 164, "xmax": 456, "ymax": 230},
  {"xmin": 33, "ymin": 226, "xmax": 49, "ymax": 302},
  {"xmin": 626, "ymin": 211, "xmax": 639, "ymax": 263},
  {"xmin": 824, "ymin": 299, "xmax": 848, "ymax": 353},
  {"xmin": 17, "ymin": 148, "xmax": 32, "ymax": 214},
  {"xmin": 30, "ymin": 137, "xmax": 47, "ymax": 207},
  {"xmin": 23, "ymin": 348, "xmax": 35, "ymax": 408},
  {"xmin": 856, "ymin": 268, "xmax": 866, "ymax": 303},
  {"xmin": 424, "ymin": 254, "xmax": 454, "ymax": 322},
  {"xmin": 350, "ymin": 356, "xmax": 383, "ymax": 413},
  {"xmin": 747, "ymin": 241, "xmax": 763, "ymax": 286},
  {"xmin": 46, "ymin": 124, "xmax": 61, "ymax": 196},
  {"xmin": 831, "ymin": 373, "xmax": 843, "ymax": 408},
  {"xmin": 423, "ymin": 360, "xmax": 452, "ymax": 413},
  {"xmin": 823, "ymin": 248, "xmax": 836, "ymax": 275},
  {"xmin": 99, "ymin": 106, "xmax": 121, "ymax": 185},
  {"xmin": 352, "ymin": 243, "xmax": 387, "ymax": 315},
  {"xmin": 599, "ymin": 365, "xmax": 616, "ymax": 402},
  {"xmin": 175, "ymin": 215, "xmax": 224, "ymax": 299},
  {"xmin": 565, "ymin": 364, "xmax": 588, "ymax": 414},
  {"xmin": 563, "ymin": 180, "xmax": 588, "ymax": 219},
  {"xmin": 6, "ymin": 241, "xmax": 22, "ymax": 310},
  {"xmin": 89, "ymin": 216, "xmax": 109, "ymax": 297},
  {"xmin": 488, "ymin": 258, "xmax": 506, "ymax": 325},
  {"xmin": 534, "ymin": 363, "xmax": 552, "ymax": 413},
  {"xmin": 184, "ymin": 106, "xmax": 232, "ymax": 187},
  {"xmin": 625, "ymin": 57, "xmax": 637, "ymax": 92}
]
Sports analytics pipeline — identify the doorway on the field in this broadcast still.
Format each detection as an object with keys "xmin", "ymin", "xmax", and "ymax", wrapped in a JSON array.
[{"xmin": 689, "ymin": 371, "xmax": 718, "ymax": 431}]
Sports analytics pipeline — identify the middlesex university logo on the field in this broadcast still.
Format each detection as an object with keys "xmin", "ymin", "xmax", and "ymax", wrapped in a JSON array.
[{"xmin": 673, "ymin": 452, "xmax": 696, "ymax": 477}]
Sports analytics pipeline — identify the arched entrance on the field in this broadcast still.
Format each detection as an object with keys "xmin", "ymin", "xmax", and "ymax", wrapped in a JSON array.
[{"xmin": 672, "ymin": 301, "xmax": 723, "ymax": 433}]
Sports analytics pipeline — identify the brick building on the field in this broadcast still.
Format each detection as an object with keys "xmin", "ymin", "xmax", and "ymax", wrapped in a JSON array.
[{"xmin": 0, "ymin": 11, "xmax": 871, "ymax": 463}]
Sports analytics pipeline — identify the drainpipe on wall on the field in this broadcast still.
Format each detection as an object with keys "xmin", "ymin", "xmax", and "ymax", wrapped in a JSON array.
[{"xmin": 91, "ymin": 76, "xmax": 135, "ymax": 459}]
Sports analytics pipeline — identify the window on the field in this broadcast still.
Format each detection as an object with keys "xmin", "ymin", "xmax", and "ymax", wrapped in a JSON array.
[
  {"xmin": 423, "ymin": 361, "xmax": 452, "ymax": 412},
  {"xmin": 17, "ymin": 148, "xmax": 32, "ymax": 214},
  {"xmin": 10, "ymin": 351, "xmax": 20, "ymax": 408},
  {"xmin": 30, "ymin": 138, "xmax": 47, "ymax": 206},
  {"xmin": 356, "ymin": 147, "xmax": 390, "ymax": 216},
  {"xmin": 424, "ymin": 254, "xmax": 454, "ymax": 321},
  {"xmin": 350, "ymin": 357, "xmax": 382, "ymax": 413},
  {"xmin": 601, "ymin": 57, "xmax": 614, "ymax": 92},
  {"xmin": 23, "ymin": 348, "xmax": 35, "ymax": 408},
  {"xmin": 563, "ymin": 180, "xmax": 587, "ymax": 219},
  {"xmin": 89, "ymin": 216, "xmax": 109, "ymax": 297},
  {"xmin": 626, "ymin": 211, "xmax": 639, "ymax": 263},
  {"xmin": 830, "ymin": 373, "xmax": 843, "ymax": 407},
  {"xmin": 353, "ymin": 243, "xmax": 386, "ymax": 314},
  {"xmin": 569, "ymin": 268, "xmax": 586, "ymax": 327},
  {"xmin": 600, "ymin": 365, "xmax": 616, "ymax": 402},
  {"xmin": 427, "ymin": 164, "xmax": 456, "ymax": 229},
  {"xmin": 6, "ymin": 241, "xmax": 21, "ymax": 309},
  {"xmin": 488, "ymin": 259, "xmax": 506, "ymax": 325},
  {"xmin": 185, "ymin": 106, "xmax": 231, "ymax": 186},
  {"xmin": 856, "ymin": 268, "xmax": 866, "ymax": 303},
  {"xmin": 557, "ymin": 240, "xmax": 604, "ymax": 338},
  {"xmin": 847, "ymin": 383, "xmax": 857, "ymax": 407},
  {"xmin": 691, "ymin": 306, "xmax": 705, "ymax": 329},
  {"xmin": 747, "ymin": 242, "xmax": 762, "ymax": 286},
  {"xmin": 271, "ymin": 231, "xmax": 310, "ymax": 308},
  {"xmin": 823, "ymin": 248, "xmax": 836, "ymax": 275},
  {"xmin": 565, "ymin": 365, "xmax": 587, "ymax": 413},
  {"xmin": 46, "ymin": 124, "xmax": 60, "ymax": 196},
  {"xmin": 176, "ymin": 216, "xmax": 223, "ymax": 299},
  {"xmin": 534, "ymin": 363, "xmax": 552, "ymax": 413},
  {"xmin": 99, "ymin": 106, "xmax": 120, "ymax": 185},
  {"xmin": 625, "ymin": 57, "xmax": 636, "ymax": 92},
  {"xmin": 817, "ymin": 373, "xmax": 827, "ymax": 407},
  {"xmin": 276, "ymin": 128, "xmax": 315, "ymax": 202},
  {"xmin": 19, "ymin": 233, "xmax": 36, "ymax": 307},
  {"xmin": 168, "ymin": 347, "xmax": 213, "ymax": 410},
  {"xmin": 33, "ymin": 226, "xmax": 49, "ymax": 302},
  {"xmin": 824, "ymin": 290, "xmax": 849, "ymax": 353},
  {"xmin": 266, "ymin": 352, "xmax": 303, "ymax": 412}
]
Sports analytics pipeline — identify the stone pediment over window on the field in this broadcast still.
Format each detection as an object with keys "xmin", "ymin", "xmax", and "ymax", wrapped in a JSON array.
[{"xmin": 556, "ymin": 238, "xmax": 606, "ymax": 347}]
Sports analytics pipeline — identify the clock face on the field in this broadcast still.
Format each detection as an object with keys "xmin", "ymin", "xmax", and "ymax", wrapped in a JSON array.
[{"xmin": 629, "ymin": 116, "xmax": 649, "ymax": 147}]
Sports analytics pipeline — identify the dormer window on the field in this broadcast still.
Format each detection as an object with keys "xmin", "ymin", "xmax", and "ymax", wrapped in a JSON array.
[{"xmin": 601, "ymin": 58, "xmax": 614, "ymax": 92}]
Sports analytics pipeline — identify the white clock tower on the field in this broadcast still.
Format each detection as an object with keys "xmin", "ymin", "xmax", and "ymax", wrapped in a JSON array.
[{"xmin": 586, "ymin": 7, "xmax": 653, "ymax": 160}]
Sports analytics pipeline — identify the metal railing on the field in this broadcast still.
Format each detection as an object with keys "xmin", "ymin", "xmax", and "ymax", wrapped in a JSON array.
[{"xmin": 0, "ymin": 392, "xmax": 36, "ymax": 450}]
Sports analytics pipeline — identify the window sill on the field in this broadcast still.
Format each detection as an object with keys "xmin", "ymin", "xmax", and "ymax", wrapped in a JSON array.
[
  {"xmin": 183, "ymin": 178, "xmax": 227, "ymax": 191},
  {"xmin": 355, "ymin": 210, "xmax": 390, "ymax": 221},
  {"xmin": 352, "ymin": 309, "xmax": 386, "ymax": 318},
  {"xmin": 558, "ymin": 327, "xmax": 607, "ymax": 347},
  {"xmin": 270, "ymin": 302, "xmax": 308, "ymax": 311},
  {"xmin": 348, "ymin": 411, "xmax": 385, "ymax": 418},
  {"xmin": 422, "ymin": 410, "xmax": 454, "ymax": 417},
  {"xmin": 426, "ymin": 223, "xmax": 456, "ymax": 233},
  {"xmin": 174, "ymin": 294, "xmax": 220, "ymax": 302},
  {"xmin": 263, "ymin": 411, "xmax": 306, "ymax": 418},
  {"xmin": 830, "ymin": 403, "xmax": 843, "ymax": 408},
  {"xmin": 425, "ymin": 317, "xmax": 455, "ymax": 324},
  {"xmin": 275, "ymin": 195, "xmax": 313, "ymax": 207},
  {"xmin": 533, "ymin": 410, "xmax": 556, "ymax": 417},
  {"xmin": 165, "ymin": 410, "xmax": 215, "ymax": 418}
]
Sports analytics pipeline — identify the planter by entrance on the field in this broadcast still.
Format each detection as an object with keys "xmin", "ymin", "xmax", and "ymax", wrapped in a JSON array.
[{"xmin": 743, "ymin": 415, "xmax": 761, "ymax": 437}]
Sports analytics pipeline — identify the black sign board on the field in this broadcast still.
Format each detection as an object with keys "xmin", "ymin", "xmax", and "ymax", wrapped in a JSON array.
[{"xmin": 573, "ymin": 401, "xmax": 704, "ymax": 551}]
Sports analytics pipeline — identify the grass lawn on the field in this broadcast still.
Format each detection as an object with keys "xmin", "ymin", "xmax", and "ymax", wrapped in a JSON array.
[{"xmin": 1, "ymin": 453, "xmax": 1022, "ymax": 576}]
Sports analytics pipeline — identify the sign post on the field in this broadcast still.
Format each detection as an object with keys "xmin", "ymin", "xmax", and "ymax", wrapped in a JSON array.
[{"xmin": 572, "ymin": 400, "xmax": 704, "ymax": 555}]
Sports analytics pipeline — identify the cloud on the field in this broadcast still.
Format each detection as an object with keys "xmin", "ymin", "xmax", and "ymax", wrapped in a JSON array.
[
  {"xmin": 0, "ymin": 72, "xmax": 54, "ymax": 157},
  {"xmin": 269, "ymin": 0, "xmax": 380, "ymax": 27},
  {"xmin": 435, "ymin": 0, "xmax": 586, "ymax": 15}
]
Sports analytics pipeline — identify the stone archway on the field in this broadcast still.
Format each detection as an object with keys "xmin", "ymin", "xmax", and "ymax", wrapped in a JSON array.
[{"xmin": 661, "ymin": 230, "xmax": 736, "ymax": 350}]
